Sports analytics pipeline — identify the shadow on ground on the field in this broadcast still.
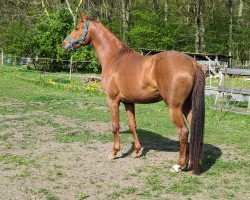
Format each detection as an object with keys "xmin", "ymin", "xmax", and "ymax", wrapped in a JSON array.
[{"xmin": 121, "ymin": 129, "xmax": 222, "ymax": 174}]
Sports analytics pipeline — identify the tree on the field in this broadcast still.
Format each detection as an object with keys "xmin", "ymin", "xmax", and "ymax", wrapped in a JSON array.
[
  {"xmin": 195, "ymin": 0, "xmax": 205, "ymax": 53},
  {"xmin": 228, "ymin": 0, "xmax": 233, "ymax": 66},
  {"xmin": 0, "ymin": 0, "xmax": 249, "ymax": 70},
  {"xmin": 122, "ymin": 0, "xmax": 131, "ymax": 45}
]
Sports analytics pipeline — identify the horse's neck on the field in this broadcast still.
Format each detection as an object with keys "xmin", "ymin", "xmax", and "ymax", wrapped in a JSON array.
[{"xmin": 90, "ymin": 22, "xmax": 134, "ymax": 69}]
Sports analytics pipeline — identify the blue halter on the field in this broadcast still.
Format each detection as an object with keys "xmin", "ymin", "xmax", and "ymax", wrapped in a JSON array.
[{"xmin": 66, "ymin": 19, "xmax": 90, "ymax": 51}]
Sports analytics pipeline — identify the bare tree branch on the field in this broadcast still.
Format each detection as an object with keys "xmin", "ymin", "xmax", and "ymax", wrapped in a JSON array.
[
  {"xmin": 41, "ymin": 0, "xmax": 49, "ymax": 16},
  {"xmin": 65, "ymin": 0, "xmax": 76, "ymax": 25}
]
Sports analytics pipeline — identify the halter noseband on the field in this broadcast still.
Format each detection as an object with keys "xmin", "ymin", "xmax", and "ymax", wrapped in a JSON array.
[{"xmin": 66, "ymin": 19, "xmax": 90, "ymax": 51}]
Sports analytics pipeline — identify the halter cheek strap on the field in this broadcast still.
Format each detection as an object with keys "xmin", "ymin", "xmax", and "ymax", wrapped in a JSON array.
[{"xmin": 66, "ymin": 19, "xmax": 90, "ymax": 51}]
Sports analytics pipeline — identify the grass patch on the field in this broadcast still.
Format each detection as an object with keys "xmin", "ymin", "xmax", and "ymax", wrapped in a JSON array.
[
  {"xmin": 0, "ymin": 132, "xmax": 13, "ymax": 141},
  {"xmin": 38, "ymin": 188, "xmax": 59, "ymax": 200},
  {"xmin": 45, "ymin": 165, "xmax": 66, "ymax": 181},
  {"xmin": 145, "ymin": 168, "xmax": 164, "ymax": 192},
  {"xmin": 0, "ymin": 154, "xmax": 33, "ymax": 167},
  {"xmin": 110, "ymin": 186, "xmax": 137, "ymax": 198},
  {"xmin": 78, "ymin": 193, "xmax": 90, "ymax": 199},
  {"xmin": 167, "ymin": 176, "xmax": 202, "ymax": 195},
  {"xmin": 207, "ymin": 159, "xmax": 250, "ymax": 175}
]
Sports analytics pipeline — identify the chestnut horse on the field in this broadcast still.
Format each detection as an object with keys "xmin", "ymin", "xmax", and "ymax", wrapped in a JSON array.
[{"xmin": 62, "ymin": 14, "xmax": 205, "ymax": 173}]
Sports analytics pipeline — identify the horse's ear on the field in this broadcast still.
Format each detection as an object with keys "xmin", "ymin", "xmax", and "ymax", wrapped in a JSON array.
[{"xmin": 80, "ymin": 13, "xmax": 87, "ymax": 21}]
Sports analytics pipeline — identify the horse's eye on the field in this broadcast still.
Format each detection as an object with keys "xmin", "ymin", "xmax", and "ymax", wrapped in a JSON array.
[{"xmin": 75, "ymin": 27, "xmax": 79, "ymax": 31}]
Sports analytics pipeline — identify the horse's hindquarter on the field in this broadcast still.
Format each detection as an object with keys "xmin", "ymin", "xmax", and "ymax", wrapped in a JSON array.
[{"xmin": 155, "ymin": 51, "xmax": 196, "ymax": 106}]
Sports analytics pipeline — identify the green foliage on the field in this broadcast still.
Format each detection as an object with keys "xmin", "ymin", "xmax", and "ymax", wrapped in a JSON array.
[
  {"xmin": 129, "ymin": 6, "xmax": 195, "ymax": 52},
  {"xmin": 0, "ymin": 0, "xmax": 249, "ymax": 71},
  {"xmin": 130, "ymin": 11, "xmax": 171, "ymax": 50},
  {"xmin": 32, "ymin": 10, "xmax": 99, "ymax": 72},
  {"xmin": 33, "ymin": 10, "xmax": 73, "ymax": 59},
  {"xmin": 72, "ymin": 46, "xmax": 100, "ymax": 73},
  {"xmin": 0, "ymin": 20, "xmax": 33, "ymax": 56}
]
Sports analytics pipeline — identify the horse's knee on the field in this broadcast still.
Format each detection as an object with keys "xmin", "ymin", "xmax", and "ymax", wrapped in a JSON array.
[
  {"xmin": 112, "ymin": 123, "xmax": 119, "ymax": 133},
  {"xmin": 179, "ymin": 127, "xmax": 189, "ymax": 143}
]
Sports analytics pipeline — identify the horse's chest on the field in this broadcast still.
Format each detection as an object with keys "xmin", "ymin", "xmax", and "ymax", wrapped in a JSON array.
[{"xmin": 101, "ymin": 75, "xmax": 120, "ymax": 99}]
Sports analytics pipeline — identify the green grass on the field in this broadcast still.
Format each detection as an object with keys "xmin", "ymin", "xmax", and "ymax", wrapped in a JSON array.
[
  {"xmin": 110, "ymin": 186, "xmax": 136, "ymax": 198},
  {"xmin": 0, "ymin": 66, "xmax": 249, "ymax": 199},
  {"xmin": 38, "ymin": 188, "xmax": 59, "ymax": 200},
  {"xmin": 0, "ymin": 154, "xmax": 33, "ymax": 167},
  {"xmin": 167, "ymin": 176, "xmax": 201, "ymax": 195}
]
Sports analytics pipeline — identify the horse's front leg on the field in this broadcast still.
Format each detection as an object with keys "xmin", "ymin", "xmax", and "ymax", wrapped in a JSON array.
[
  {"xmin": 107, "ymin": 98, "xmax": 121, "ymax": 159},
  {"xmin": 124, "ymin": 103, "xmax": 141, "ymax": 158}
]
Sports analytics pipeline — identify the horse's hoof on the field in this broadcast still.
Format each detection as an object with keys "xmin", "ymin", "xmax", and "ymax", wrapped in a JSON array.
[
  {"xmin": 131, "ymin": 149, "xmax": 141, "ymax": 158},
  {"xmin": 108, "ymin": 153, "xmax": 116, "ymax": 160},
  {"xmin": 131, "ymin": 152, "xmax": 140, "ymax": 158},
  {"xmin": 109, "ymin": 150, "xmax": 122, "ymax": 159},
  {"xmin": 170, "ymin": 164, "xmax": 181, "ymax": 173}
]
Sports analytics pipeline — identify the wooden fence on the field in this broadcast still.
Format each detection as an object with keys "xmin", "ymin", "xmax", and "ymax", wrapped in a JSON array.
[{"xmin": 0, "ymin": 52, "xmax": 95, "ymax": 73}]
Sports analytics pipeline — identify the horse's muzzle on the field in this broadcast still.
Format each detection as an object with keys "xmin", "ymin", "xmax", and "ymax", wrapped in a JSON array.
[{"xmin": 62, "ymin": 40, "xmax": 72, "ymax": 52}]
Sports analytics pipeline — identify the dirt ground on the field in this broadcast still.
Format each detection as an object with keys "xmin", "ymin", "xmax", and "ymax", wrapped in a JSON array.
[
  {"xmin": 0, "ymin": 106, "xmax": 177, "ymax": 200},
  {"xmin": 0, "ymin": 99, "xmax": 249, "ymax": 200}
]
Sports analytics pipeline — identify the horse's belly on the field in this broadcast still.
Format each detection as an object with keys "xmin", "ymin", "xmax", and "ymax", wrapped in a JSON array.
[{"xmin": 120, "ymin": 89, "xmax": 163, "ymax": 104}]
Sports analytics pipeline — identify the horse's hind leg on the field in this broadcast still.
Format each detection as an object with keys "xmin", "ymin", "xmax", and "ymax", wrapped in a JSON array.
[
  {"xmin": 169, "ymin": 106, "xmax": 189, "ymax": 172},
  {"xmin": 182, "ymin": 98, "xmax": 192, "ymax": 125},
  {"xmin": 124, "ymin": 103, "xmax": 141, "ymax": 157}
]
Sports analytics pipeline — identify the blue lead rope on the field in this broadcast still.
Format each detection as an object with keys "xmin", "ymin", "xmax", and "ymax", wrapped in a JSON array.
[{"xmin": 66, "ymin": 19, "xmax": 90, "ymax": 51}]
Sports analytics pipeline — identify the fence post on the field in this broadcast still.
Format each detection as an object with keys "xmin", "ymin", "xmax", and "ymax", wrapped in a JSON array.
[
  {"xmin": 1, "ymin": 50, "xmax": 3, "ymax": 66},
  {"xmin": 69, "ymin": 56, "xmax": 73, "ymax": 80}
]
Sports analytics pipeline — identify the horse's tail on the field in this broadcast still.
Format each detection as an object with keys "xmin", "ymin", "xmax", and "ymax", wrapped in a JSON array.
[{"xmin": 189, "ymin": 66, "xmax": 205, "ymax": 173}]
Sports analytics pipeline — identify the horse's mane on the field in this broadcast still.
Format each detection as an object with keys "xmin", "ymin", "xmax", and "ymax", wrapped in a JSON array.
[
  {"xmin": 87, "ymin": 18, "xmax": 137, "ymax": 58},
  {"xmin": 118, "ymin": 46, "xmax": 134, "ymax": 56}
]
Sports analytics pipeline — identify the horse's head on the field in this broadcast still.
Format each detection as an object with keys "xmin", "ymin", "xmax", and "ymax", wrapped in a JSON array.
[{"xmin": 62, "ymin": 14, "xmax": 91, "ymax": 51}]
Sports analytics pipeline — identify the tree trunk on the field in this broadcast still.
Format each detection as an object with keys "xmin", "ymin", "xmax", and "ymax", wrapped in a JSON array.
[
  {"xmin": 164, "ymin": 0, "xmax": 168, "ymax": 22},
  {"xmin": 108, "ymin": 1, "xmax": 114, "ymax": 22},
  {"xmin": 102, "ymin": 0, "xmax": 108, "ymax": 20},
  {"xmin": 85, "ymin": 0, "xmax": 92, "ymax": 15},
  {"xmin": 153, "ymin": 0, "xmax": 159, "ymax": 12},
  {"xmin": 41, "ymin": 0, "xmax": 49, "ymax": 16},
  {"xmin": 186, "ymin": 1, "xmax": 190, "ymax": 24},
  {"xmin": 238, "ymin": 0, "xmax": 243, "ymax": 18},
  {"xmin": 195, "ymin": 0, "xmax": 205, "ymax": 53},
  {"xmin": 1, "ymin": 50, "xmax": 3, "ymax": 66},
  {"xmin": 65, "ymin": 0, "xmax": 84, "ymax": 26},
  {"xmin": 228, "ymin": 0, "xmax": 233, "ymax": 67},
  {"xmin": 122, "ymin": 0, "xmax": 131, "ymax": 45},
  {"xmin": 65, "ymin": 0, "xmax": 76, "ymax": 25}
]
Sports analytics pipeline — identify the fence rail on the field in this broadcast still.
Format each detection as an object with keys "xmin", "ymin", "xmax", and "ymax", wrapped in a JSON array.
[{"xmin": 0, "ymin": 52, "xmax": 98, "ymax": 72}]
